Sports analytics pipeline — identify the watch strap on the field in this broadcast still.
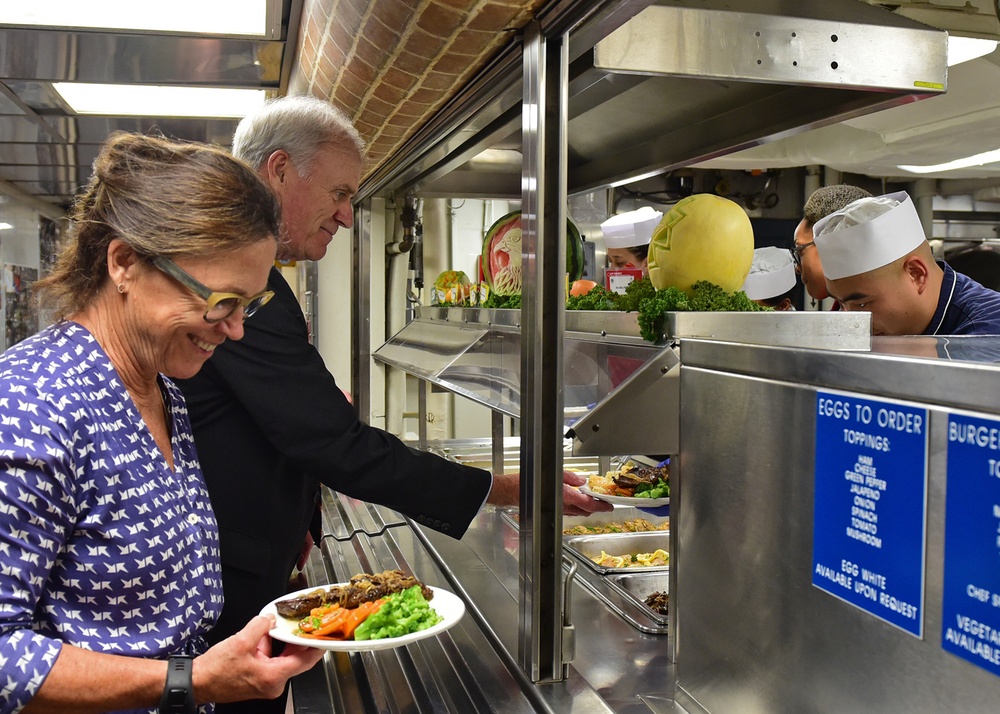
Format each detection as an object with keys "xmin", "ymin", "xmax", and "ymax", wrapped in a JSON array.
[{"xmin": 159, "ymin": 654, "xmax": 196, "ymax": 713}]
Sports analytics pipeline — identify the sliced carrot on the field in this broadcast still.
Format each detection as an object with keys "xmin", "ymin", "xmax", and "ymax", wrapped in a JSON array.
[
  {"xmin": 309, "ymin": 608, "xmax": 351, "ymax": 637},
  {"xmin": 339, "ymin": 600, "xmax": 383, "ymax": 639},
  {"xmin": 297, "ymin": 600, "xmax": 384, "ymax": 640},
  {"xmin": 298, "ymin": 604, "xmax": 341, "ymax": 633}
]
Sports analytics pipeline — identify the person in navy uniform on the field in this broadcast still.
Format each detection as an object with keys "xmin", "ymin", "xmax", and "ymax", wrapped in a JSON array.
[
  {"xmin": 814, "ymin": 191, "xmax": 1000, "ymax": 336},
  {"xmin": 742, "ymin": 246, "xmax": 797, "ymax": 311},
  {"xmin": 792, "ymin": 184, "xmax": 872, "ymax": 307}
]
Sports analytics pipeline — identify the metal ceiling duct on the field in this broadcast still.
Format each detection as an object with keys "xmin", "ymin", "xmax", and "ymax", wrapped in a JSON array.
[
  {"xmin": 0, "ymin": 0, "xmax": 297, "ymax": 209},
  {"xmin": 568, "ymin": 0, "xmax": 949, "ymax": 193},
  {"xmin": 380, "ymin": 0, "xmax": 949, "ymax": 200},
  {"xmin": 593, "ymin": 2, "xmax": 947, "ymax": 92}
]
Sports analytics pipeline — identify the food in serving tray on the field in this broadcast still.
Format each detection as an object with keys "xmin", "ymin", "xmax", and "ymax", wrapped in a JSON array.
[
  {"xmin": 592, "ymin": 548, "xmax": 669, "ymax": 568},
  {"xmin": 587, "ymin": 462, "xmax": 669, "ymax": 500},
  {"xmin": 274, "ymin": 570, "xmax": 442, "ymax": 641},
  {"xmin": 563, "ymin": 518, "xmax": 669, "ymax": 535},
  {"xmin": 644, "ymin": 590, "xmax": 669, "ymax": 615}
]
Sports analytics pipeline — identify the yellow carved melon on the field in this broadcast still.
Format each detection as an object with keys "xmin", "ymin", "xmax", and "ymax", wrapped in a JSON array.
[{"xmin": 647, "ymin": 194, "xmax": 755, "ymax": 293}]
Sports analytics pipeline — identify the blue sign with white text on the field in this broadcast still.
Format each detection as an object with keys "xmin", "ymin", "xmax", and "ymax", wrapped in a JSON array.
[
  {"xmin": 942, "ymin": 412, "xmax": 1000, "ymax": 677},
  {"xmin": 812, "ymin": 391, "xmax": 928, "ymax": 637}
]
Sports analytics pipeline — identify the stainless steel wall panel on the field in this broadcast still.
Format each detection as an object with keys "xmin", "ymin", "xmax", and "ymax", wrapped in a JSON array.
[{"xmin": 675, "ymin": 340, "xmax": 1000, "ymax": 713}]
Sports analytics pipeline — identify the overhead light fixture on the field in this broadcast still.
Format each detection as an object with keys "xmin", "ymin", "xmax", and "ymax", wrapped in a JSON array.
[
  {"xmin": 0, "ymin": 0, "xmax": 270, "ymax": 36},
  {"xmin": 899, "ymin": 148, "xmax": 1000, "ymax": 174},
  {"xmin": 947, "ymin": 35, "xmax": 999, "ymax": 66},
  {"xmin": 469, "ymin": 149, "xmax": 522, "ymax": 166},
  {"xmin": 0, "ymin": 223, "xmax": 13, "ymax": 231},
  {"xmin": 52, "ymin": 83, "xmax": 268, "ymax": 118}
]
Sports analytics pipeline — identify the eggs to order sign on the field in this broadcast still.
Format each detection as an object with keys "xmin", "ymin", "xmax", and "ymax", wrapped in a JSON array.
[{"xmin": 812, "ymin": 391, "xmax": 929, "ymax": 637}]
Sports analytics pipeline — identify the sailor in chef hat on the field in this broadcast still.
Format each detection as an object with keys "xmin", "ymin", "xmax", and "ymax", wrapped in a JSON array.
[
  {"xmin": 813, "ymin": 191, "xmax": 1000, "ymax": 336},
  {"xmin": 601, "ymin": 206, "xmax": 662, "ymax": 276},
  {"xmin": 741, "ymin": 246, "xmax": 797, "ymax": 310}
]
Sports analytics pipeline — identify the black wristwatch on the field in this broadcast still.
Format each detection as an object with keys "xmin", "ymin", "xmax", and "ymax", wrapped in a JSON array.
[{"xmin": 159, "ymin": 654, "xmax": 196, "ymax": 713}]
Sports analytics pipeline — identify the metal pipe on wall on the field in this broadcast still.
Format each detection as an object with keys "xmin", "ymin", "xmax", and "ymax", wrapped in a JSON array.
[
  {"xmin": 911, "ymin": 178, "xmax": 938, "ymax": 254},
  {"xmin": 386, "ymin": 203, "xmax": 408, "ymax": 436},
  {"xmin": 804, "ymin": 164, "xmax": 821, "ymax": 199},
  {"xmin": 421, "ymin": 198, "xmax": 454, "ymax": 441},
  {"xmin": 801, "ymin": 166, "xmax": 823, "ymax": 312}
]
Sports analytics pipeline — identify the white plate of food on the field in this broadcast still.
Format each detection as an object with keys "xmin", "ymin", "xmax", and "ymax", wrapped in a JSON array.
[
  {"xmin": 261, "ymin": 583, "xmax": 465, "ymax": 652},
  {"xmin": 579, "ymin": 485, "xmax": 670, "ymax": 507}
]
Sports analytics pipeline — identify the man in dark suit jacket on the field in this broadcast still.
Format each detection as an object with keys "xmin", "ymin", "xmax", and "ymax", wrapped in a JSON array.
[{"xmin": 177, "ymin": 96, "xmax": 609, "ymax": 714}]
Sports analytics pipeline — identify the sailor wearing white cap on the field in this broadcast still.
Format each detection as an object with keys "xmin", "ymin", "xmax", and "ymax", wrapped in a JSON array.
[
  {"xmin": 741, "ymin": 246, "xmax": 797, "ymax": 310},
  {"xmin": 814, "ymin": 191, "xmax": 1000, "ymax": 336},
  {"xmin": 600, "ymin": 206, "xmax": 662, "ymax": 276}
]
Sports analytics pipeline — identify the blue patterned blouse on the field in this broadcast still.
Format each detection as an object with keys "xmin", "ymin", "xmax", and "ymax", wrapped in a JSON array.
[{"xmin": 0, "ymin": 321, "xmax": 222, "ymax": 713}]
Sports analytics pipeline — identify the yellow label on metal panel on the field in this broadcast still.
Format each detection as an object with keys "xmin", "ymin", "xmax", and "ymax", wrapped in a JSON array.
[{"xmin": 913, "ymin": 80, "xmax": 944, "ymax": 90}]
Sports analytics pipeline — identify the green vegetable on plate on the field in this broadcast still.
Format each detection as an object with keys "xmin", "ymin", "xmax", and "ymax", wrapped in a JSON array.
[
  {"xmin": 634, "ymin": 478, "xmax": 670, "ymax": 500},
  {"xmin": 353, "ymin": 585, "xmax": 443, "ymax": 641}
]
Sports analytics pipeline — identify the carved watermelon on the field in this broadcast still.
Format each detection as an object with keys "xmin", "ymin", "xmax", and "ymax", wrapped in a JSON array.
[
  {"xmin": 481, "ymin": 211, "xmax": 584, "ymax": 296},
  {"xmin": 647, "ymin": 194, "xmax": 754, "ymax": 294}
]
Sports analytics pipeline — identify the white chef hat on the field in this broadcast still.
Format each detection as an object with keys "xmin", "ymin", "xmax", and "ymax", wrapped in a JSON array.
[
  {"xmin": 741, "ymin": 246, "xmax": 796, "ymax": 300},
  {"xmin": 812, "ymin": 191, "xmax": 926, "ymax": 280},
  {"xmin": 600, "ymin": 206, "xmax": 663, "ymax": 249}
]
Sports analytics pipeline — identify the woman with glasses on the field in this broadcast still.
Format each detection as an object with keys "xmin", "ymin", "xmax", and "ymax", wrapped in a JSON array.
[{"xmin": 0, "ymin": 132, "xmax": 324, "ymax": 714}]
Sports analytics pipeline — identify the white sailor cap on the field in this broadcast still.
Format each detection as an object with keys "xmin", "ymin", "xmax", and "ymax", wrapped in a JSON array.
[
  {"xmin": 600, "ymin": 206, "xmax": 663, "ymax": 249},
  {"xmin": 812, "ymin": 191, "xmax": 926, "ymax": 280},
  {"xmin": 741, "ymin": 246, "xmax": 796, "ymax": 300}
]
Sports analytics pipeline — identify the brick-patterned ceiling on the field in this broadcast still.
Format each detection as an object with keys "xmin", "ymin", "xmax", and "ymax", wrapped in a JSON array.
[{"xmin": 288, "ymin": 0, "xmax": 545, "ymax": 177}]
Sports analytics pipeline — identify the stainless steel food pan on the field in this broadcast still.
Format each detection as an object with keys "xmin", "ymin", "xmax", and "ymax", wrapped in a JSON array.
[
  {"xmin": 564, "ymin": 532, "xmax": 669, "ymax": 574},
  {"xmin": 608, "ymin": 572, "xmax": 669, "ymax": 623},
  {"xmin": 562, "ymin": 507, "xmax": 669, "ymax": 535},
  {"xmin": 499, "ymin": 506, "xmax": 668, "ymax": 535}
]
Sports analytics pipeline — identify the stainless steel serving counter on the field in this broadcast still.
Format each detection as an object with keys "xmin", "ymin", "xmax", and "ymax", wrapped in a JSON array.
[
  {"xmin": 290, "ymin": 480, "xmax": 679, "ymax": 713},
  {"xmin": 672, "ymin": 336, "xmax": 1000, "ymax": 713}
]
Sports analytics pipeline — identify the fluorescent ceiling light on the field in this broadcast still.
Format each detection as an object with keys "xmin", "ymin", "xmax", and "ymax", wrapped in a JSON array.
[
  {"xmin": 899, "ymin": 148, "xmax": 1000, "ymax": 174},
  {"xmin": 469, "ymin": 149, "xmax": 522, "ymax": 166},
  {"xmin": 53, "ymin": 83, "xmax": 267, "ymax": 118},
  {"xmin": 0, "ymin": 0, "xmax": 269, "ymax": 36},
  {"xmin": 895, "ymin": 36, "xmax": 999, "ymax": 173},
  {"xmin": 0, "ymin": 223, "xmax": 13, "ymax": 231},
  {"xmin": 947, "ymin": 36, "xmax": 999, "ymax": 66}
]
